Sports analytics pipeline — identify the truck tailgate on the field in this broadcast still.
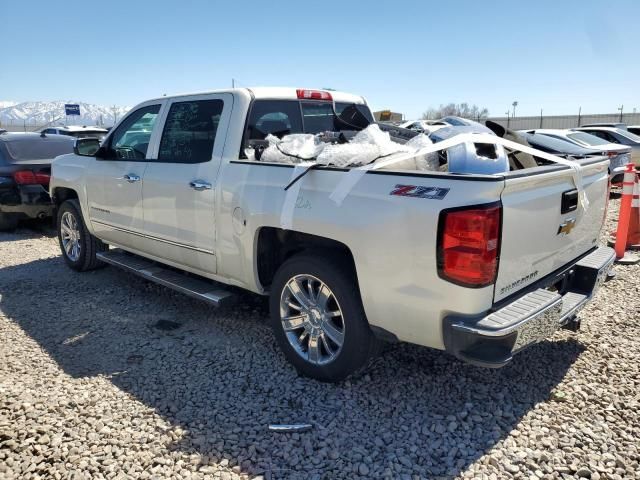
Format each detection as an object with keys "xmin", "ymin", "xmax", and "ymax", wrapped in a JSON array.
[{"xmin": 494, "ymin": 158, "xmax": 609, "ymax": 302}]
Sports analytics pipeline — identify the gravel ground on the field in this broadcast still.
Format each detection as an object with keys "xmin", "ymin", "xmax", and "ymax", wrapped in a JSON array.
[{"xmin": 1, "ymin": 200, "xmax": 639, "ymax": 480}]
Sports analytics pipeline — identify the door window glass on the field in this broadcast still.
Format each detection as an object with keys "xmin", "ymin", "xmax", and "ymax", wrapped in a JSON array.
[
  {"xmin": 109, "ymin": 104, "xmax": 160, "ymax": 160},
  {"xmin": 158, "ymin": 99, "xmax": 224, "ymax": 163}
]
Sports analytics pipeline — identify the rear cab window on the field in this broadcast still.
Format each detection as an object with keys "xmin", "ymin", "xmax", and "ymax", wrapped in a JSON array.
[{"xmin": 241, "ymin": 99, "xmax": 373, "ymax": 158}]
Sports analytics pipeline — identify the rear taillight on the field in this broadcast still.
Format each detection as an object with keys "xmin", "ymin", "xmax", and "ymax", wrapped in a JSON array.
[
  {"xmin": 296, "ymin": 89, "xmax": 333, "ymax": 101},
  {"xmin": 606, "ymin": 151, "xmax": 616, "ymax": 158},
  {"xmin": 13, "ymin": 170, "xmax": 50, "ymax": 185},
  {"xmin": 437, "ymin": 204, "xmax": 501, "ymax": 287}
]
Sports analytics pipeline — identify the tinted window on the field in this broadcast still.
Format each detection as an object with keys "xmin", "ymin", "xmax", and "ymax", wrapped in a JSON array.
[
  {"xmin": 158, "ymin": 99, "xmax": 224, "ymax": 163},
  {"xmin": 109, "ymin": 104, "xmax": 160, "ymax": 160},
  {"xmin": 590, "ymin": 130, "xmax": 617, "ymax": 143},
  {"xmin": 301, "ymin": 101, "xmax": 335, "ymax": 134},
  {"xmin": 442, "ymin": 117, "xmax": 468, "ymax": 126},
  {"xmin": 566, "ymin": 132, "xmax": 607, "ymax": 146},
  {"xmin": 334, "ymin": 102, "xmax": 374, "ymax": 123},
  {"xmin": 2, "ymin": 136, "xmax": 74, "ymax": 162},
  {"xmin": 247, "ymin": 100, "xmax": 303, "ymax": 140},
  {"xmin": 615, "ymin": 129, "xmax": 640, "ymax": 143}
]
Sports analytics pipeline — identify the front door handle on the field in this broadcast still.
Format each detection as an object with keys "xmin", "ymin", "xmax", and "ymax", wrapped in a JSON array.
[
  {"xmin": 190, "ymin": 180, "xmax": 212, "ymax": 191},
  {"xmin": 123, "ymin": 174, "xmax": 140, "ymax": 183}
]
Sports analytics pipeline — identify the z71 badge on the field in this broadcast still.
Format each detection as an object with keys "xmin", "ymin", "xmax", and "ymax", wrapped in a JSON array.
[{"xmin": 390, "ymin": 185, "xmax": 450, "ymax": 200}]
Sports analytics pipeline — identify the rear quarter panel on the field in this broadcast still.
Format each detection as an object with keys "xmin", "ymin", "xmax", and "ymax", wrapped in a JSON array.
[{"xmin": 217, "ymin": 162, "xmax": 505, "ymax": 349}]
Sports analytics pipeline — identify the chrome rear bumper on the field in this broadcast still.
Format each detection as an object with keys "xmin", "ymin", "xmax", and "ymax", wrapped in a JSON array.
[{"xmin": 443, "ymin": 246, "xmax": 615, "ymax": 368}]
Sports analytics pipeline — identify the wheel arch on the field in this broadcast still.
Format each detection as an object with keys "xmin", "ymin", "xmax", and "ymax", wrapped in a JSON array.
[
  {"xmin": 255, "ymin": 227, "xmax": 358, "ymax": 292},
  {"xmin": 51, "ymin": 187, "xmax": 79, "ymax": 206}
]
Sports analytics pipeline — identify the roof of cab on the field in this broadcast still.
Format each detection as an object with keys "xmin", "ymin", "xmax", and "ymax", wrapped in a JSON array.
[{"xmin": 146, "ymin": 87, "xmax": 367, "ymax": 105}]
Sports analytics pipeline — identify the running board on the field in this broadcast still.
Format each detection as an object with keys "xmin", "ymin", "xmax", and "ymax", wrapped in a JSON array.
[{"xmin": 96, "ymin": 249, "xmax": 235, "ymax": 308}]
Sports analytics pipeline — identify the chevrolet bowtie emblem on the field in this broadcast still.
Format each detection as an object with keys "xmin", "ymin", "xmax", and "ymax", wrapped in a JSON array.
[{"xmin": 557, "ymin": 218, "xmax": 577, "ymax": 235}]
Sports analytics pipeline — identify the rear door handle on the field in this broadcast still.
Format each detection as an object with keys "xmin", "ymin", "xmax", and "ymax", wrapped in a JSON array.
[
  {"xmin": 190, "ymin": 180, "xmax": 212, "ymax": 191},
  {"xmin": 123, "ymin": 174, "xmax": 140, "ymax": 183}
]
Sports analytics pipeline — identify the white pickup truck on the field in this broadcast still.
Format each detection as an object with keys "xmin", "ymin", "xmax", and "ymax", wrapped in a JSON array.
[{"xmin": 50, "ymin": 87, "xmax": 615, "ymax": 381}]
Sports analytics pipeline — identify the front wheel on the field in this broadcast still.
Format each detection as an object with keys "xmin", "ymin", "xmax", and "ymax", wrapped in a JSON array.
[
  {"xmin": 57, "ymin": 199, "xmax": 107, "ymax": 271},
  {"xmin": 269, "ymin": 253, "xmax": 379, "ymax": 382}
]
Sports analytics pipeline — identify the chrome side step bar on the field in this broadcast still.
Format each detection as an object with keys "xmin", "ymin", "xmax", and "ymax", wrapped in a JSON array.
[{"xmin": 96, "ymin": 249, "xmax": 235, "ymax": 308}]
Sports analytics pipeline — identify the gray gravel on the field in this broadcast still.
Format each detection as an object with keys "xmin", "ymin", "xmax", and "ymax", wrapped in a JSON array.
[{"xmin": 1, "ymin": 200, "xmax": 639, "ymax": 479}]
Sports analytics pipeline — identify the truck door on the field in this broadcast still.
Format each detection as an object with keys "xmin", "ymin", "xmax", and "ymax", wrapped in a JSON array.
[
  {"xmin": 86, "ymin": 103, "xmax": 163, "ymax": 250},
  {"xmin": 141, "ymin": 93, "xmax": 233, "ymax": 274}
]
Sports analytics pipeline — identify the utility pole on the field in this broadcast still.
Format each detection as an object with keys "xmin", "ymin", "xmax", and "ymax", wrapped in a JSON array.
[
  {"xmin": 111, "ymin": 105, "xmax": 118, "ymax": 125},
  {"xmin": 578, "ymin": 106, "xmax": 582, "ymax": 127}
]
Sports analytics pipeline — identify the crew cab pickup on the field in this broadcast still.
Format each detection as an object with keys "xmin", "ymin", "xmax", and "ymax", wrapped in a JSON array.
[{"xmin": 50, "ymin": 87, "xmax": 615, "ymax": 381}]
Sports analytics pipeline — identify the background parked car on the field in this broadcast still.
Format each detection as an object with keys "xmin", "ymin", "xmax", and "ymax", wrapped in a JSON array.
[
  {"xmin": 573, "ymin": 126, "xmax": 640, "ymax": 167},
  {"xmin": 517, "ymin": 130, "xmax": 631, "ymax": 182},
  {"xmin": 627, "ymin": 125, "xmax": 640, "ymax": 136},
  {"xmin": 40, "ymin": 125, "xmax": 108, "ymax": 139},
  {"xmin": 399, "ymin": 119, "xmax": 448, "ymax": 134},
  {"xmin": 0, "ymin": 132, "xmax": 75, "ymax": 230},
  {"xmin": 580, "ymin": 122, "xmax": 627, "ymax": 129}
]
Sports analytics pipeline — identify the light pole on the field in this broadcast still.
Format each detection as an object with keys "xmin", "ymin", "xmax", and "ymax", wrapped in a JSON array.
[
  {"xmin": 505, "ymin": 111, "xmax": 510, "ymax": 128},
  {"xmin": 512, "ymin": 101, "xmax": 518, "ymax": 118},
  {"xmin": 618, "ymin": 105, "xmax": 623, "ymax": 122}
]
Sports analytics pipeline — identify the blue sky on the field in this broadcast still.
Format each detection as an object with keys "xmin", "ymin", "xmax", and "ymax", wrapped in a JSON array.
[{"xmin": 1, "ymin": 0, "xmax": 638, "ymax": 118}]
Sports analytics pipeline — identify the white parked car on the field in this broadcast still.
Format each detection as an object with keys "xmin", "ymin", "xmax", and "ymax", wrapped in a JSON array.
[
  {"xmin": 518, "ymin": 128, "xmax": 632, "ymax": 179},
  {"xmin": 573, "ymin": 127, "xmax": 640, "ymax": 167},
  {"xmin": 399, "ymin": 119, "xmax": 448, "ymax": 134},
  {"xmin": 49, "ymin": 87, "xmax": 614, "ymax": 381},
  {"xmin": 627, "ymin": 125, "xmax": 640, "ymax": 136},
  {"xmin": 41, "ymin": 125, "xmax": 108, "ymax": 139}
]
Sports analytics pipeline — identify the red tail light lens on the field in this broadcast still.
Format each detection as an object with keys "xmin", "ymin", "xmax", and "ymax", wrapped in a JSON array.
[
  {"xmin": 13, "ymin": 170, "xmax": 50, "ymax": 185},
  {"xmin": 437, "ymin": 204, "xmax": 501, "ymax": 287},
  {"xmin": 296, "ymin": 89, "xmax": 333, "ymax": 101}
]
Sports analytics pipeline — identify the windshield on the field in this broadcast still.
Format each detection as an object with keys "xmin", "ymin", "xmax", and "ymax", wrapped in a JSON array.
[{"xmin": 566, "ymin": 132, "xmax": 608, "ymax": 146}]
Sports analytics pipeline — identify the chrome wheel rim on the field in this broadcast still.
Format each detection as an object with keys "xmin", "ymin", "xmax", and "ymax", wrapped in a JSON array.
[
  {"xmin": 60, "ymin": 211, "xmax": 81, "ymax": 262},
  {"xmin": 279, "ymin": 274, "xmax": 345, "ymax": 365}
]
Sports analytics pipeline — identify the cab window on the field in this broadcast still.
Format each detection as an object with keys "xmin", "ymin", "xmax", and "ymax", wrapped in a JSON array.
[
  {"xmin": 108, "ymin": 105, "xmax": 160, "ymax": 160},
  {"xmin": 158, "ymin": 99, "xmax": 224, "ymax": 163},
  {"xmin": 246, "ymin": 100, "xmax": 303, "ymax": 140}
]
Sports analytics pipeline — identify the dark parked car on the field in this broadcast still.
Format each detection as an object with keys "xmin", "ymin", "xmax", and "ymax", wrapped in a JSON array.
[{"xmin": 0, "ymin": 132, "xmax": 75, "ymax": 230}]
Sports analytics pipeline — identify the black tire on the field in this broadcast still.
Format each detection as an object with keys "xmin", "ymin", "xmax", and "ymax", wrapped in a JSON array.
[
  {"xmin": 269, "ymin": 252, "xmax": 379, "ymax": 382},
  {"xmin": 0, "ymin": 213, "xmax": 18, "ymax": 232},
  {"xmin": 57, "ymin": 199, "xmax": 108, "ymax": 271}
]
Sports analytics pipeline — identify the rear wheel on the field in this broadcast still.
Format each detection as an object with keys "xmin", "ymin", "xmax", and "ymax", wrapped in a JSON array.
[
  {"xmin": 57, "ymin": 199, "xmax": 107, "ymax": 271},
  {"xmin": 269, "ymin": 253, "xmax": 379, "ymax": 382},
  {"xmin": 0, "ymin": 213, "xmax": 18, "ymax": 232}
]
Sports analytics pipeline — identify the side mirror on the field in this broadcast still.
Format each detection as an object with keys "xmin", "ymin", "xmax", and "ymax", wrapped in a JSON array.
[{"xmin": 74, "ymin": 138, "xmax": 101, "ymax": 157}]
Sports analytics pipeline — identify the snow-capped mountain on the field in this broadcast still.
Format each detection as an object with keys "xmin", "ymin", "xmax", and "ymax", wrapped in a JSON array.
[{"xmin": 0, "ymin": 101, "xmax": 130, "ymax": 127}]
